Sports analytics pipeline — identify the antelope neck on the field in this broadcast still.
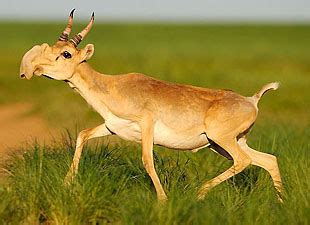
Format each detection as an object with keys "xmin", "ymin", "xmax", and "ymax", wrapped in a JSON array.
[{"xmin": 68, "ymin": 62, "xmax": 110, "ymax": 95}]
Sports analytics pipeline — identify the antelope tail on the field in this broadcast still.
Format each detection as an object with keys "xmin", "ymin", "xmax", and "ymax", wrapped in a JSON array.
[{"xmin": 252, "ymin": 82, "xmax": 280, "ymax": 105}]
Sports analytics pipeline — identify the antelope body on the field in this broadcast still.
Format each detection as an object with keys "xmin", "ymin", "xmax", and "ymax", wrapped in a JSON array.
[{"xmin": 20, "ymin": 10, "xmax": 283, "ymax": 202}]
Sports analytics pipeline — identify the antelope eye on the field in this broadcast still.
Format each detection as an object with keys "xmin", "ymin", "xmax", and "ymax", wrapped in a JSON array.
[{"xmin": 62, "ymin": 51, "xmax": 72, "ymax": 59}]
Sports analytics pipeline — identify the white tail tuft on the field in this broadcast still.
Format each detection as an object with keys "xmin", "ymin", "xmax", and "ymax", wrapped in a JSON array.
[{"xmin": 253, "ymin": 82, "xmax": 280, "ymax": 104}]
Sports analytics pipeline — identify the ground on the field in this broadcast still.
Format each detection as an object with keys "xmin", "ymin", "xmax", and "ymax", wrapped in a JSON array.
[{"xmin": 0, "ymin": 103, "xmax": 56, "ymax": 158}]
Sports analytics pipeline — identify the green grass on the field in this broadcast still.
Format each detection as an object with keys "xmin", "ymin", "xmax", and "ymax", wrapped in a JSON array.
[
  {"xmin": 0, "ymin": 22, "xmax": 309, "ymax": 224},
  {"xmin": 0, "ymin": 124, "xmax": 309, "ymax": 224}
]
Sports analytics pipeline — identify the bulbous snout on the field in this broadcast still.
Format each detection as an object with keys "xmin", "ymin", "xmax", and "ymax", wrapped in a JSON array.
[{"xmin": 19, "ymin": 44, "xmax": 46, "ymax": 80}]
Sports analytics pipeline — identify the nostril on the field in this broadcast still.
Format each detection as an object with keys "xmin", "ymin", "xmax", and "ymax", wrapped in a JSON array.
[{"xmin": 20, "ymin": 74, "xmax": 26, "ymax": 79}]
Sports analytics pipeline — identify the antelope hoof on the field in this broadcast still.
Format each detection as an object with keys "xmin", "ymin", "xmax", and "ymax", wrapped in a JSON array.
[
  {"xmin": 64, "ymin": 172, "xmax": 75, "ymax": 186},
  {"xmin": 277, "ymin": 193, "xmax": 284, "ymax": 203},
  {"xmin": 197, "ymin": 187, "xmax": 209, "ymax": 201},
  {"xmin": 158, "ymin": 193, "xmax": 168, "ymax": 203},
  {"xmin": 197, "ymin": 192, "xmax": 206, "ymax": 201}
]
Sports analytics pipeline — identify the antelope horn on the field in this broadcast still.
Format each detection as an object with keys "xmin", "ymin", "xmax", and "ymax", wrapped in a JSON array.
[
  {"xmin": 70, "ymin": 12, "xmax": 94, "ymax": 47},
  {"xmin": 58, "ymin": 9, "xmax": 75, "ymax": 41}
]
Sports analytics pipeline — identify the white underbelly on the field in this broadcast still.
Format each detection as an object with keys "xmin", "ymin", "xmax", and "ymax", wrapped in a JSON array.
[
  {"xmin": 105, "ymin": 114, "xmax": 141, "ymax": 142},
  {"xmin": 105, "ymin": 115, "xmax": 208, "ymax": 150},
  {"xmin": 153, "ymin": 121, "xmax": 208, "ymax": 150}
]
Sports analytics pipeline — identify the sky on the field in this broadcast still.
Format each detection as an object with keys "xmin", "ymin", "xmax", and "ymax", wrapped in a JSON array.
[{"xmin": 1, "ymin": 0, "xmax": 310, "ymax": 22}]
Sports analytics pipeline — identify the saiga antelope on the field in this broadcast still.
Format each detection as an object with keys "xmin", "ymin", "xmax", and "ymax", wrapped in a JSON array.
[{"xmin": 20, "ymin": 10, "xmax": 283, "ymax": 202}]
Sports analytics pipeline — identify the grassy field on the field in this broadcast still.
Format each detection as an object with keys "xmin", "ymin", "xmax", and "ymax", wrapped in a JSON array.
[{"xmin": 0, "ymin": 22, "xmax": 309, "ymax": 224}]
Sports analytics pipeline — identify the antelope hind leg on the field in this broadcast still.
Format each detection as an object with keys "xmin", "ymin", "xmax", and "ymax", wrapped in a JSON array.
[
  {"xmin": 197, "ymin": 137, "xmax": 251, "ymax": 200},
  {"xmin": 238, "ymin": 137, "xmax": 284, "ymax": 202}
]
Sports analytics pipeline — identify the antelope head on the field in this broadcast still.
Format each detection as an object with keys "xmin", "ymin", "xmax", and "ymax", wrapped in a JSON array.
[{"xmin": 20, "ymin": 9, "xmax": 95, "ymax": 81}]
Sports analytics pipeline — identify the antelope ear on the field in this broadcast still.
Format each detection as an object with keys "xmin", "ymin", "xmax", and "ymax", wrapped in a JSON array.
[{"xmin": 80, "ymin": 44, "xmax": 94, "ymax": 61}]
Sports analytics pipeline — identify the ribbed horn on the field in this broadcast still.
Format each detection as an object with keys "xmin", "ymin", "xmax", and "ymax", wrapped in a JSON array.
[
  {"xmin": 70, "ymin": 12, "xmax": 94, "ymax": 47},
  {"xmin": 58, "ymin": 9, "xmax": 75, "ymax": 41}
]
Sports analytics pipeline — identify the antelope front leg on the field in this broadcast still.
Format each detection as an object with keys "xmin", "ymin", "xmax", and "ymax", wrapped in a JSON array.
[
  {"xmin": 64, "ymin": 123, "xmax": 112, "ymax": 184},
  {"xmin": 140, "ymin": 116, "xmax": 167, "ymax": 202}
]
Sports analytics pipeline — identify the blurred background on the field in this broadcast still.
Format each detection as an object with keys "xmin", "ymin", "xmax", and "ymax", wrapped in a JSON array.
[
  {"xmin": 1, "ymin": 0, "xmax": 310, "ymax": 22},
  {"xmin": 0, "ymin": 0, "xmax": 309, "ymax": 154}
]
